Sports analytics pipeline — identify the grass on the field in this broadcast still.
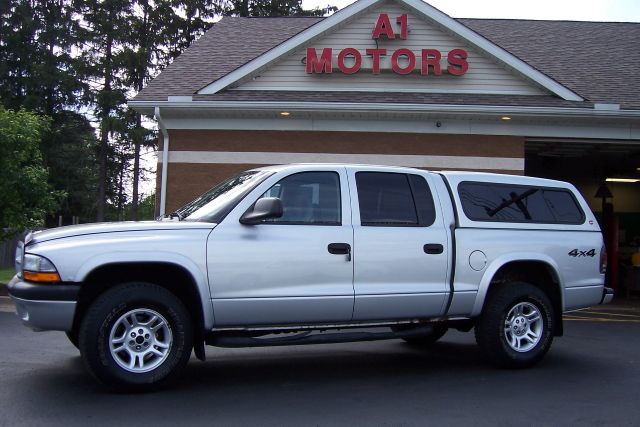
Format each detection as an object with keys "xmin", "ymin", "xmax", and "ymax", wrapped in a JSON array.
[{"xmin": 0, "ymin": 268, "xmax": 15, "ymax": 285}]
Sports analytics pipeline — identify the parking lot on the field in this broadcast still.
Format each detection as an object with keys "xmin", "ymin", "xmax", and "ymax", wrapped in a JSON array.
[{"xmin": 1, "ymin": 294, "xmax": 639, "ymax": 427}]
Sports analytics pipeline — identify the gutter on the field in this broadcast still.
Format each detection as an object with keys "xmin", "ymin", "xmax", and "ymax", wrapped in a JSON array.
[
  {"xmin": 154, "ymin": 107, "xmax": 169, "ymax": 217},
  {"xmin": 132, "ymin": 101, "xmax": 640, "ymax": 120}
]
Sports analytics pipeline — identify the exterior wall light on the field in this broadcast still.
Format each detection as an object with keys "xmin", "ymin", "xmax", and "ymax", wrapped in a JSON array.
[
  {"xmin": 280, "ymin": 111, "xmax": 291, "ymax": 116},
  {"xmin": 501, "ymin": 116, "xmax": 511, "ymax": 121},
  {"xmin": 605, "ymin": 178, "xmax": 640, "ymax": 183}
]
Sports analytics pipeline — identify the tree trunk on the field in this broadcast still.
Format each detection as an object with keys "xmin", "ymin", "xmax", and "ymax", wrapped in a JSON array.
[
  {"xmin": 131, "ymin": 116, "xmax": 141, "ymax": 220},
  {"xmin": 97, "ymin": 31, "xmax": 113, "ymax": 222},
  {"xmin": 117, "ymin": 151, "xmax": 125, "ymax": 220},
  {"xmin": 130, "ymin": 4, "xmax": 149, "ymax": 221}
]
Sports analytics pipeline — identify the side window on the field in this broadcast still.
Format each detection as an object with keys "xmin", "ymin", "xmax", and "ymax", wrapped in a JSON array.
[
  {"xmin": 458, "ymin": 181, "xmax": 585, "ymax": 224},
  {"xmin": 409, "ymin": 174, "xmax": 436, "ymax": 226},
  {"xmin": 258, "ymin": 172, "xmax": 341, "ymax": 225},
  {"xmin": 356, "ymin": 172, "xmax": 436, "ymax": 226}
]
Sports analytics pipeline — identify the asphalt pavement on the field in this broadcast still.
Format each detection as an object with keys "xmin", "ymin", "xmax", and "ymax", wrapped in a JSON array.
[{"xmin": 1, "ymin": 294, "xmax": 639, "ymax": 427}]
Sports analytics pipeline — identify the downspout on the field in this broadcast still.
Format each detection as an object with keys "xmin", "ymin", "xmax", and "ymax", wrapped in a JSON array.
[{"xmin": 154, "ymin": 107, "xmax": 169, "ymax": 217}]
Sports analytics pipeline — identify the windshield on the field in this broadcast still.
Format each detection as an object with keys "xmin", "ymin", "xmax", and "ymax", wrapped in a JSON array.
[{"xmin": 173, "ymin": 170, "xmax": 273, "ymax": 222}]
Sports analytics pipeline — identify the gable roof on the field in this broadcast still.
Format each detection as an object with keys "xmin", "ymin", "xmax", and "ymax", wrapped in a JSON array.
[
  {"xmin": 197, "ymin": 0, "xmax": 581, "ymax": 101},
  {"xmin": 132, "ymin": 10, "xmax": 640, "ymax": 109}
]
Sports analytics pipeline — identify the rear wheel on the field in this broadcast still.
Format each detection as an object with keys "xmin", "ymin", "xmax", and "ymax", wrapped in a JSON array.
[
  {"xmin": 475, "ymin": 282, "xmax": 554, "ymax": 368},
  {"xmin": 79, "ymin": 282, "xmax": 193, "ymax": 391}
]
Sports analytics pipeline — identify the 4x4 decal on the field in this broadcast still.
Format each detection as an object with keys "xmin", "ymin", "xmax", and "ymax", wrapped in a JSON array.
[{"xmin": 568, "ymin": 249, "xmax": 596, "ymax": 258}]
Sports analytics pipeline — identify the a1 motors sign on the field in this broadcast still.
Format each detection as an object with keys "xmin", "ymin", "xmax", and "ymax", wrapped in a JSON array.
[{"xmin": 306, "ymin": 13, "xmax": 469, "ymax": 76}]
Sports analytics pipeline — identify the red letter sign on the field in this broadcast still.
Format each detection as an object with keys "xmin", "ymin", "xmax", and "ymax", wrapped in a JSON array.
[
  {"xmin": 421, "ymin": 49, "xmax": 441, "ymax": 75},
  {"xmin": 447, "ymin": 49, "xmax": 469, "ymax": 75},
  {"xmin": 372, "ymin": 14, "xmax": 395, "ymax": 39},
  {"xmin": 396, "ymin": 14, "xmax": 408, "ymax": 39},
  {"xmin": 366, "ymin": 48, "xmax": 387, "ymax": 74},
  {"xmin": 337, "ymin": 48, "xmax": 362, "ymax": 74},
  {"xmin": 391, "ymin": 48, "xmax": 415, "ymax": 75},
  {"xmin": 306, "ymin": 48, "xmax": 332, "ymax": 74}
]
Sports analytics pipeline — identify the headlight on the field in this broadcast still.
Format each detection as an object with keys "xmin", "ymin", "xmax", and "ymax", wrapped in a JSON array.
[{"xmin": 22, "ymin": 253, "xmax": 61, "ymax": 283}]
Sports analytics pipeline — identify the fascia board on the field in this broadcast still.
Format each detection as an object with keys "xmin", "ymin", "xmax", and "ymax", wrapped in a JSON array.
[
  {"xmin": 197, "ymin": 0, "xmax": 382, "ymax": 95},
  {"xmin": 128, "ymin": 100, "xmax": 640, "ymax": 119}
]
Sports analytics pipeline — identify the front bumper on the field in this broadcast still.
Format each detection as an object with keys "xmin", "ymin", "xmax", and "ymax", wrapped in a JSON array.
[{"xmin": 7, "ymin": 276, "xmax": 79, "ymax": 331}]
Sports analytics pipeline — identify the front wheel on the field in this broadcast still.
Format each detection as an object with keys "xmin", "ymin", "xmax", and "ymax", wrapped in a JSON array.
[
  {"xmin": 475, "ymin": 282, "xmax": 554, "ymax": 368},
  {"xmin": 79, "ymin": 282, "xmax": 193, "ymax": 391}
]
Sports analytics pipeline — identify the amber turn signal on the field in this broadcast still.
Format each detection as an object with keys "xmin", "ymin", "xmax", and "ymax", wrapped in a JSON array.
[{"xmin": 23, "ymin": 271, "xmax": 61, "ymax": 283}]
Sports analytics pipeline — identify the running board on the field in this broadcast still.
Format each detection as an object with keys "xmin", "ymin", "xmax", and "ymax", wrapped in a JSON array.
[{"xmin": 205, "ymin": 325, "xmax": 435, "ymax": 348}]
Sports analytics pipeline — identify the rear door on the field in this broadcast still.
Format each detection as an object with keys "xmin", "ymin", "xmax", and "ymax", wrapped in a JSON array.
[{"xmin": 348, "ymin": 168, "xmax": 449, "ymax": 321}]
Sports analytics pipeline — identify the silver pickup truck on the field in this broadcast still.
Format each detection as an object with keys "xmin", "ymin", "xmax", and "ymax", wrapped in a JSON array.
[{"xmin": 9, "ymin": 163, "xmax": 613, "ymax": 390}]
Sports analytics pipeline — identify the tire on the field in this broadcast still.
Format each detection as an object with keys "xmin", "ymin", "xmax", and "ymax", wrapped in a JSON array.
[
  {"xmin": 475, "ymin": 282, "xmax": 554, "ymax": 369},
  {"xmin": 393, "ymin": 323, "xmax": 448, "ymax": 346},
  {"xmin": 78, "ymin": 282, "xmax": 193, "ymax": 391},
  {"xmin": 65, "ymin": 330, "xmax": 79, "ymax": 349}
]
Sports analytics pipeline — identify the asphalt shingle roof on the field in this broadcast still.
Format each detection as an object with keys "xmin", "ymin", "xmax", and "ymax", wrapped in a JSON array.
[
  {"xmin": 135, "ymin": 17, "xmax": 322, "ymax": 101},
  {"xmin": 134, "ymin": 16, "xmax": 640, "ymax": 110},
  {"xmin": 459, "ymin": 19, "xmax": 640, "ymax": 109}
]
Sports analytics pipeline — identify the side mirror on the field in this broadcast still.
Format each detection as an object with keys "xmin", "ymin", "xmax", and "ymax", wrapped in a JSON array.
[{"xmin": 239, "ymin": 197, "xmax": 283, "ymax": 225}]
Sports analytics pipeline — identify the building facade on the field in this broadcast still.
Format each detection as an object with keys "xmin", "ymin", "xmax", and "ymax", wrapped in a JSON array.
[{"xmin": 130, "ymin": 0, "xmax": 640, "ymax": 265}]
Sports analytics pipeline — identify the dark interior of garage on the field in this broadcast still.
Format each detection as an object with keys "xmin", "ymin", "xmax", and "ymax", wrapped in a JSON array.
[{"xmin": 526, "ymin": 139, "xmax": 640, "ymax": 296}]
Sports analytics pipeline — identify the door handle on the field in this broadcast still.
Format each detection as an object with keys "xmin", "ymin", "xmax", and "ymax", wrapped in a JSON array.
[
  {"xmin": 328, "ymin": 243, "xmax": 351, "ymax": 261},
  {"xmin": 423, "ymin": 243, "xmax": 444, "ymax": 255}
]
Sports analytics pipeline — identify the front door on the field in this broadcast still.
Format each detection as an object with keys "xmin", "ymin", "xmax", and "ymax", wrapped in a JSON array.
[
  {"xmin": 207, "ymin": 168, "xmax": 354, "ymax": 327},
  {"xmin": 349, "ymin": 169, "xmax": 449, "ymax": 321}
]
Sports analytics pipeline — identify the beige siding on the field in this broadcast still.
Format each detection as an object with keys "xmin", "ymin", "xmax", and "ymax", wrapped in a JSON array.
[{"xmin": 237, "ymin": 0, "xmax": 546, "ymax": 95}]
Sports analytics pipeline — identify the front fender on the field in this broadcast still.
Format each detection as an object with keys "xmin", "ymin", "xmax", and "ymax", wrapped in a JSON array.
[{"xmin": 75, "ymin": 251, "xmax": 214, "ymax": 330}]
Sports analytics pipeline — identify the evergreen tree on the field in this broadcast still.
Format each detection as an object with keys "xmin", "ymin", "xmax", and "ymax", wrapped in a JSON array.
[
  {"xmin": 224, "ymin": 0, "xmax": 336, "ymax": 17},
  {"xmin": 78, "ymin": 0, "xmax": 131, "ymax": 221},
  {"xmin": 0, "ymin": 0, "xmax": 337, "ymax": 225},
  {"xmin": 0, "ymin": 0, "xmax": 99, "ymax": 226}
]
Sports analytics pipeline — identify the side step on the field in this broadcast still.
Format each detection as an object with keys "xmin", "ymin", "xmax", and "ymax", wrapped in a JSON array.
[{"xmin": 205, "ymin": 324, "xmax": 435, "ymax": 348}]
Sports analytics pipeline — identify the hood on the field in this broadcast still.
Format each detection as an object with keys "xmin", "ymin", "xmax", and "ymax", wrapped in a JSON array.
[{"xmin": 26, "ymin": 220, "xmax": 216, "ymax": 245}]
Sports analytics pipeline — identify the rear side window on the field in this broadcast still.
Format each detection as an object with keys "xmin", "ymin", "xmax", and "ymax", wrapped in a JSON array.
[
  {"xmin": 355, "ymin": 172, "xmax": 436, "ymax": 226},
  {"xmin": 458, "ymin": 181, "xmax": 585, "ymax": 224}
]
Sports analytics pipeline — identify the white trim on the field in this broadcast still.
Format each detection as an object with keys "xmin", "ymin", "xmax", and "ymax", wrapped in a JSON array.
[
  {"xmin": 196, "ymin": 0, "xmax": 583, "ymax": 101},
  {"xmin": 229, "ymin": 86, "xmax": 544, "ymax": 95},
  {"xmin": 130, "ymin": 100, "xmax": 640, "ymax": 119},
  {"xmin": 154, "ymin": 107, "xmax": 169, "ymax": 217},
  {"xmin": 155, "ymin": 116, "xmax": 639, "ymax": 141},
  {"xmin": 160, "ymin": 151, "xmax": 524, "ymax": 171}
]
